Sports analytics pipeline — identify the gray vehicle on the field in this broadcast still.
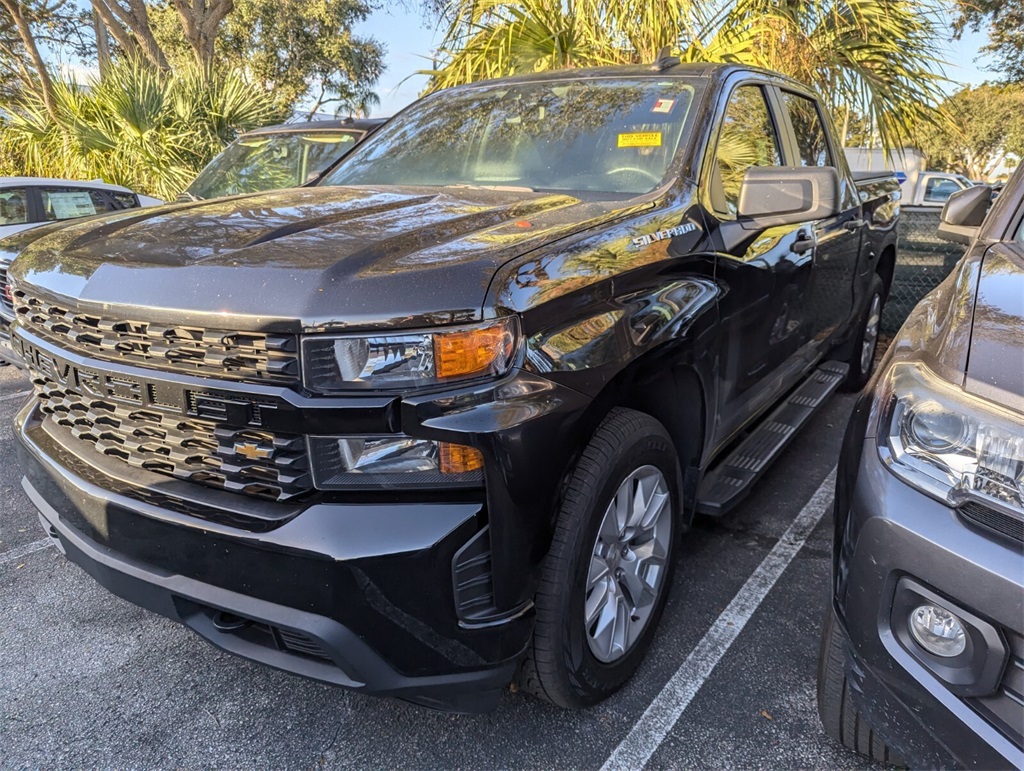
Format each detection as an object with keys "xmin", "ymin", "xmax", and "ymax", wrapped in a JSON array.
[
  {"xmin": 817, "ymin": 165, "xmax": 1024, "ymax": 768},
  {"xmin": 180, "ymin": 118, "xmax": 386, "ymax": 201}
]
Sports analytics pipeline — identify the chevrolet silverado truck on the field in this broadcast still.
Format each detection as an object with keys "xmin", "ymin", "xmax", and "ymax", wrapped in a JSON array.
[{"xmin": 5, "ymin": 61, "xmax": 899, "ymax": 713}]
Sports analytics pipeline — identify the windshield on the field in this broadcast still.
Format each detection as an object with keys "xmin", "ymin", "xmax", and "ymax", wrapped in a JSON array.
[
  {"xmin": 321, "ymin": 79, "xmax": 697, "ymax": 197},
  {"xmin": 186, "ymin": 130, "xmax": 363, "ymax": 199}
]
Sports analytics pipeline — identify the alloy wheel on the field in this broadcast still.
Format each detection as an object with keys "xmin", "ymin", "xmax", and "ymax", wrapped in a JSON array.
[{"xmin": 584, "ymin": 465, "xmax": 672, "ymax": 663}]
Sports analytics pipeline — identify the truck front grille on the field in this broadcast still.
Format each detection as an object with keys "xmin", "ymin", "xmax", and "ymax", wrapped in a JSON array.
[
  {"xmin": 13, "ymin": 290, "xmax": 299, "ymax": 384},
  {"xmin": 959, "ymin": 500, "xmax": 1024, "ymax": 544},
  {"xmin": 0, "ymin": 263, "xmax": 12, "ymax": 316},
  {"xmin": 34, "ymin": 376, "xmax": 312, "ymax": 502}
]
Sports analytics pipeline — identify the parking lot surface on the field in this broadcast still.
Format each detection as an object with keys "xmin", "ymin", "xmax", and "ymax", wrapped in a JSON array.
[{"xmin": 0, "ymin": 360, "xmax": 881, "ymax": 768}]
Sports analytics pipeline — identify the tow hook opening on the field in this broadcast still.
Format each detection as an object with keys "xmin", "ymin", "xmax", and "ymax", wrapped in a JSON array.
[
  {"xmin": 212, "ymin": 611, "xmax": 252, "ymax": 633},
  {"xmin": 36, "ymin": 512, "xmax": 65, "ymax": 554}
]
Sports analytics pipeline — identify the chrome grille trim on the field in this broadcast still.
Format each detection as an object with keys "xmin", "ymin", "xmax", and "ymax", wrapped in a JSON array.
[
  {"xmin": 14, "ymin": 290, "xmax": 299, "ymax": 384},
  {"xmin": 0, "ymin": 263, "xmax": 12, "ymax": 317},
  {"xmin": 33, "ymin": 375, "xmax": 312, "ymax": 502}
]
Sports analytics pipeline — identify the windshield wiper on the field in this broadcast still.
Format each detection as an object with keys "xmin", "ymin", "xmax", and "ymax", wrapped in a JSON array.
[{"xmin": 444, "ymin": 184, "xmax": 537, "ymax": 193}]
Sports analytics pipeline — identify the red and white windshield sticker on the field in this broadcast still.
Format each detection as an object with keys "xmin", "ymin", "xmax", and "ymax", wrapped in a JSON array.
[{"xmin": 652, "ymin": 98, "xmax": 676, "ymax": 114}]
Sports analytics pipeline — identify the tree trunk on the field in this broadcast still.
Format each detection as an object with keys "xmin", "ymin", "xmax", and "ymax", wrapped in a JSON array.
[
  {"xmin": 0, "ymin": 0, "xmax": 58, "ymax": 119},
  {"xmin": 94, "ymin": 6, "xmax": 112, "ymax": 74},
  {"xmin": 92, "ymin": 0, "xmax": 171, "ymax": 70},
  {"xmin": 171, "ymin": 0, "xmax": 234, "ymax": 68}
]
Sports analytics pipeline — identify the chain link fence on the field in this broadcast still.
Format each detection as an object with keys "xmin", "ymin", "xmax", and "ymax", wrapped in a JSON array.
[{"xmin": 883, "ymin": 207, "xmax": 967, "ymax": 334}]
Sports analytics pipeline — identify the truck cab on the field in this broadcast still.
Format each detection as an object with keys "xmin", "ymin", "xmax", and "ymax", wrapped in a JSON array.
[{"xmin": 910, "ymin": 171, "xmax": 974, "ymax": 207}]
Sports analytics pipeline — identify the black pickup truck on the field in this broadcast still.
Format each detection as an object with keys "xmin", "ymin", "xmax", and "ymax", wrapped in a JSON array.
[{"xmin": 4, "ymin": 62, "xmax": 899, "ymax": 713}]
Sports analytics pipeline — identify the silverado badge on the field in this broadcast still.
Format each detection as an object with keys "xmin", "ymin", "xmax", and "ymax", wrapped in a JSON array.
[{"xmin": 632, "ymin": 222, "xmax": 699, "ymax": 247}]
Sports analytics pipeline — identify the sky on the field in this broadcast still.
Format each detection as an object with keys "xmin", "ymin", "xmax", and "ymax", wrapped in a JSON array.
[{"xmin": 355, "ymin": 3, "xmax": 1000, "ymax": 118}]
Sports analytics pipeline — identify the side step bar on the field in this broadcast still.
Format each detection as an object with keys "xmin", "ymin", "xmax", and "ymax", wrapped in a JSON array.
[{"xmin": 695, "ymin": 361, "xmax": 848, "ymax": 516}]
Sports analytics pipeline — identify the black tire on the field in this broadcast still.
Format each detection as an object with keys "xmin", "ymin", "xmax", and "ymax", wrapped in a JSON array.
[
  {"xmin": 519, "ymin": 407, "xmax": 680, "ymax": 709},
  {"xmin": 842, "ymin": 274, "xmax": 886, "ymax": 391},
  {"xmin": 817, "ymin": 608, "xmax": 904, "ymax": 766}
]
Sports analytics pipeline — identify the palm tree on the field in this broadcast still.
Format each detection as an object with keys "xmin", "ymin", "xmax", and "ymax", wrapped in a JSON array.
[
  {"xmin": 3, "ymin": 58, "xmax": 283, "ymax": 200},
  {"xmin": 425, "ymin": 0, "xmax": 949, "ymax": 152}
]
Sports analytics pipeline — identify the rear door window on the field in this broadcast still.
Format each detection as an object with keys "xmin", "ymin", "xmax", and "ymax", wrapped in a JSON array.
[
  {"xmin": 0, "ymin": 188, "xmax": 29, "ymax": 226},
  {"xmin": 40, "ymin": 187, "xmax": 139, "ymax": 221},
  {"xmin": 781, "ymin": 91, "xmax": 832, "ymax": 167},
  {"xmin": 711, "ymin": 85, "xmax": 783, "ymax": 214}
]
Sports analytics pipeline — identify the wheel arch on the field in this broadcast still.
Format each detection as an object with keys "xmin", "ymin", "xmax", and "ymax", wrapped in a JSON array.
[
  {"xmin": 875, "ymin": 244, "xmax": 896, "ymax": 297},
  {"xmin": 573, "ymin": 347, "xmax": 708, "ymax": 528}
]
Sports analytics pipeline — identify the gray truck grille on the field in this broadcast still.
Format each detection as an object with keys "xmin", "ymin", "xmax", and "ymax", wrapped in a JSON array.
[
  {"xmin": 959, "ymin": 501, "xmax": 1023, "ymax": 544},
  {"xmin": 13, "ymin": 290, "xmax": 299, "ymax": 384},
  {"xmin": 34, "ymin": 376, "xmax": 312, "ymax": 502}
]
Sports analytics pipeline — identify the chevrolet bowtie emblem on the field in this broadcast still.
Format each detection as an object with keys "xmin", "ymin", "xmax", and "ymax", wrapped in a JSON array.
[{"xmin": 234, "ymin": 442, "xmax": 273, "ymax": 461}]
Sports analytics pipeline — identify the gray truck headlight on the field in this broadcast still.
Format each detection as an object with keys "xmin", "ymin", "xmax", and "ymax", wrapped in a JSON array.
[
  {"xmin": 301, "ymin": 318, "xmax": 518, "ymax": 393},
  {"xmin": 879, "ymin": 361, "xmax": 1023, "ymax": 513},
  {"xmin": 308, "ymin": 435, "xmax": 484, "ymax": 488}
]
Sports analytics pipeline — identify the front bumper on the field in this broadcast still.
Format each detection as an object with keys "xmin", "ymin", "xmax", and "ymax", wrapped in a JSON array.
[
  {"xmin": 18, "ymin": 402, "xmax": 531, "ymax": 711},
  {"xmin": 10, "ymin": 308, "xmax": 599, "ymax": 710},
  {"xmin": 833, "ymin": 422, "xmax": 1024, "ymax": 768}
]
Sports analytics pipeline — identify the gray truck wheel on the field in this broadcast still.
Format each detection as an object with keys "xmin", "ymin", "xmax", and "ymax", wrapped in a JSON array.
[
  {"xmin": 519, "ymin": 407, "xmax": 680, "ymax": 708},
  {"xmin": 817, "ymin": 608, "xmax": 904, "ymax": 766}
]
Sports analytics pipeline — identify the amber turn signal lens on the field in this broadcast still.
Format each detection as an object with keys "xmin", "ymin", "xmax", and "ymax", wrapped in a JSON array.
[
  {"xmin": 440, "ymin": 442, "xmax": 484, "ymax": 474},
  {"xmin": 434, "ymin": 324, "xmax": 514, "ymax": 380}
]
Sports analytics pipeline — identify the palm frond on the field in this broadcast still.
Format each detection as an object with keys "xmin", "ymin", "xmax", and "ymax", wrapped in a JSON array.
[
  {"xmin": 427, "ymin": 0, "xmax": 950, "ymax": 153},
  {"xmin": 2, "ymin": 58, "xmax": 283, "ymax": 200}
]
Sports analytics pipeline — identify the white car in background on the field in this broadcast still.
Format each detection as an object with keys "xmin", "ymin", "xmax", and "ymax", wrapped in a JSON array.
[
  {"xmin": 0, "ymin": 177, "xmax": 161, "ymax": 366},
  {"xmin": 0, "ymin": 177, "xmax": 163, "ymax": 240}
]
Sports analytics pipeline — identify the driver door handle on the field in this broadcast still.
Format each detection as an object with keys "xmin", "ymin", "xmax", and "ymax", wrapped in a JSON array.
[
  {"xmin": 791, "ymin": 230, "xmax": 814, "ymax": 253},
  {"xmin": 844, "ymin": 218, "xmax": 867, "ymax": 231}
]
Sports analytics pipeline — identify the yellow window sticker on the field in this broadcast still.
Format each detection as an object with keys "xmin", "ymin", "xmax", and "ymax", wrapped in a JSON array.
[{"xmin": 618, "ymin": 132, "xmax": 662, "ymax": 148}]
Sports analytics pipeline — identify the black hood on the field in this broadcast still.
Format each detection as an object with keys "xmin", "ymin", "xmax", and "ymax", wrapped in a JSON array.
[{"xmin": 8, "ymin": 186, "xmax": 627, "ymax": 331}]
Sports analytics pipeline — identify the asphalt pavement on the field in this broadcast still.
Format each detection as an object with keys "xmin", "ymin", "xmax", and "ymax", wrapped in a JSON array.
[{"xmin": 0, "ymin": 359, "xmax": 884, "ymax": 769}]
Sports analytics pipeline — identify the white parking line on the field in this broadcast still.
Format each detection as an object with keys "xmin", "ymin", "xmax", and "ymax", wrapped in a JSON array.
[
  {"xmin": 0, "ymin": 390, "xmax": 31, "ymax": 403},
  {"xmin": 0, "ymin": 538, "xmax": 53, "ymax": 567},
  {"xmin": 601, "ymin": 467, "xmax": 837, "ymax": 771}
]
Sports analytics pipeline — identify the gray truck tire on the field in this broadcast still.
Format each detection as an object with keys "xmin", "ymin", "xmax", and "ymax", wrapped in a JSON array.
[{"xmin": 817, "ymin": 608, "xmax": 904, "ymax": 766}]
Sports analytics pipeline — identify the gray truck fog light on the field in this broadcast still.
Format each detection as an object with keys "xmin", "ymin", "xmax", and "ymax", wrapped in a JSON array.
[
  {"xmin": 909, "ymin": 605, "xmax": 967, "ymax": 657},
  {"xmin": 307, "ymin": 435, "xmax": 484, "ymax": 489}
]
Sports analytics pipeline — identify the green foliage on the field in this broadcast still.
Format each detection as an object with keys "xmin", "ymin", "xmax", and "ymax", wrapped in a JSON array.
[
  {"xmin": 952, "ymin": 0, "xmax": 1024, "ymax": 83},
  {"xmin": 1, "ymin": 0, "xmax": 382, "ymax": 195},
  {"xmin": 222, "ymin": 0, "xmax": 384, "ymax": 116},
  {"xmin": 914, "ymin": 84, "xmax": 1024, "ymax": 179},
  {"xmin": 425, "ymin": 0, "xmax": 950, "ymax": 153},
  {"xmin": 147, "ymin": 1, "xmax": 199, "ymax": 68},
  {"xmin": 149, "ymin": 0, "xmax": 384, "ymax": 116},
  {"xmin": 0, "ymin": 0, "xmax": 92, "ymax": 102},
  {"xmin": 1, "ymin": 58, "xmax": 284, "ymax": 199}
]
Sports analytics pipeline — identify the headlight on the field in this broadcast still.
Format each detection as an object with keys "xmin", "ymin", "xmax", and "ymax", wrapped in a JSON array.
[
  {"xmin": 301, "ymin": 318, "xmax": 518, "ymax": 393},
  {"xmin": 307, "ymin": 435, "xmax": 483, "ymax": 488},
  {"xmin": 879, "ymin": 361, "xmax": 1024, "ymax": 513}
]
